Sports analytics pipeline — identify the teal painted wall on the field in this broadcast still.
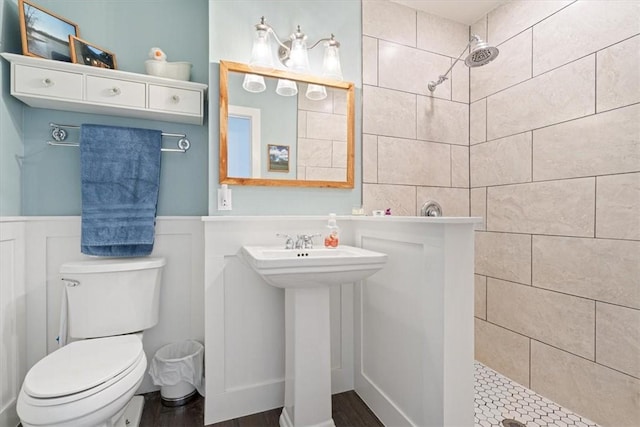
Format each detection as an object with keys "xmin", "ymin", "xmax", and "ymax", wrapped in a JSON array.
[
  {"xmin": 1, "ymin": 0, "xmax": 362, "ymax": 216},
  {"xmin": 0, "ymin": 0, "xmax": 24, "ymax": 216},
  {"xmin": 208, "ymin": 0, "xmax": 363, "ymax": 215},
  {"xmin": 2, "ymin": 0, "xmax": 209, "ymax": 215}
]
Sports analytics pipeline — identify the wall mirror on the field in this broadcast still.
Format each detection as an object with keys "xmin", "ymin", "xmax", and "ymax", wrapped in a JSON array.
[{"xmin": 219, "ymin": 60, "xmax": 355, "ymax": 188}]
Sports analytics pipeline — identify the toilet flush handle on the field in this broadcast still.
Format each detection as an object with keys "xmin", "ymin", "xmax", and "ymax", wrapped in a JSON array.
[{"xmin": 61, "ymin": 278, "xmax": 80, "ymax": 287}]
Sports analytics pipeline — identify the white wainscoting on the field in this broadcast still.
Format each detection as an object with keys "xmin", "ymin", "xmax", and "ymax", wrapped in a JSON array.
[
  {"xmin": 354, "ymin": 220, "xmax": 476, "ymax": 427},
  {"xmin": 16, "ymin": 216, "xmax": 204, "ymax": 395},
  {"xmin": 203, "ymin": 217, "xmax": 355, "ymax": 425},
  {"xmin": 0, "ymin": 220, "xmax": 26, "ymax": 427},
  {"xmin": 202, "ymin": 216, "xmax": 478, "ymax": 426}
]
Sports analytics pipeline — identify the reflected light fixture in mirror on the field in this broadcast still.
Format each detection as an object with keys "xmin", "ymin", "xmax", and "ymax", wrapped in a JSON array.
[
  {"xmin": 247, "ymin": 16, "xmax": 343, "ymax": 101},
  {"xmin": 242, "ymin": 74, "xmax": 266, "ymax": 93},
  {"xmin": 219, "ymin": 60, "xmax": 355, "ymax": 189}
]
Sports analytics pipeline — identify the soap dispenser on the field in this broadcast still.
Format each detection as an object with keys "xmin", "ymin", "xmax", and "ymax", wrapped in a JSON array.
[{"xmin": 324, "ymin": 213, "xmax": 340, "ymax": 248}]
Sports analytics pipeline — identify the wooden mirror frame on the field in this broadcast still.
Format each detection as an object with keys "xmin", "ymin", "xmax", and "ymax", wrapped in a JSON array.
[{"xmin": 219, "ymin": 60, "xmax": 355, "ymax": 188}]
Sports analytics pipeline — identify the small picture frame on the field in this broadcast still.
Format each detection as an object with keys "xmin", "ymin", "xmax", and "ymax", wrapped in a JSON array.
[
  {"xmin": 19, "ymin": 0, "xmax": 79, "ymax": 62},
  {"xmin": 268, "ymin": 144, "xmax": 290, "ymax": 172},
  {"xmin": 69, "ymin": 36, "xmax": 117, "ymax": 70}
]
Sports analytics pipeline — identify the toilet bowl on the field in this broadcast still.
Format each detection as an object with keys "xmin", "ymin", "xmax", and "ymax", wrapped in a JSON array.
[
  {"xmin": 17, "ymin": 335, "xmax": 146, "ymax": 427},
  {"xmin": 17, "ymin": 256, "xmax": 165, "ymax": 427}
]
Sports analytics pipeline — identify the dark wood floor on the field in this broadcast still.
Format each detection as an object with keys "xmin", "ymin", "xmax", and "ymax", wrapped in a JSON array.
[{"xmin": 140, "ymin": 390, "xmax": 384, "ymax": 427}]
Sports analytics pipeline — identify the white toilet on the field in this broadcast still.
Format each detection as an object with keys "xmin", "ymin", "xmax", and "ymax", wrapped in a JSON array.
[{"xmin": 17, "ymin": 257, "xmax": 166, "ymax": 427}]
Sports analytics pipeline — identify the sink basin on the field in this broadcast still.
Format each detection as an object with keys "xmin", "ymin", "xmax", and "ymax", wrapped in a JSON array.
[{"xmin": 242, "ymin": 245, "xmax": 387, "ymax": 288}]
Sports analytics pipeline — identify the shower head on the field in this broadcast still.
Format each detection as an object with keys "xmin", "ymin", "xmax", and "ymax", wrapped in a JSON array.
[
  {"xmin": 427, "ymin": 34, "xmax": 500, "ymax": 92},
  {"xmin": 465, "ymin": 37, "xmax": 499, "ymax": 67}
]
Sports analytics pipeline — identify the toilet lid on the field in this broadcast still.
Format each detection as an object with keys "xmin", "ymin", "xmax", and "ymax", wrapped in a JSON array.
[{"xmin": 24, "ymin": 335, "xmax": 144, "ymax": 398}]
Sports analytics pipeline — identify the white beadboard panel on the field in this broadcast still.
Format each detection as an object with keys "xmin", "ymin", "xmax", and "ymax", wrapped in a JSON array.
[
  {"xmin": 362, "ymin": 0, "xmax": 416, "ymax": 47},
  {"xmin": 475, "ymin": 231, "xmax": 531, "ymax": 285},
  {"xmin": 363, "ymin": 134, "xmax": 378, "ymax": 183},
  {"xmin": 223, "ymin": 256, "xmax": 285, "ymax": 390},
  {"xmin": 363, "ymin": 85, "xmax": 417, "ymax": 139},
  {"xmin": 416, "ymin": 10, "xmax": 470, "ymax": 58},
  {"xmin": 475, "ymin": 318, "xmax": 530, "ymax": 388},
  {"xmin": 378, "ymin": 40, "xmax": 451, "ymax": 98},
  {"xmin": 532, "ymin": 235, "xmax": 640, "ymax": 310},
  {"xmin": 416, "ymin": 96, "xmax": 469, "ymax": 145},
  {"xmin": 377, "ymin": 137, "xmax": 451, "ymax": 187},
  {"xmin": 486, "ymin": 55, "xmax": 595, "ymax": 141},
  {"xmin": 361, "ymin": 238, "xmax": 432, "ymax": 426},
  {"xmin": 531, "ymin": 340, "xmax": 640, "ymax": 427},
  {"xmin": 415, "ymin": 187, "xmax": 470, "ymax": 217},
  {"xmin": 20, "ymin": 217, "xmax": 204, "ymax": 396},
  {"xmin": 596, "ymin": 172, "xmax": 640, "ymax": 241},
  {"xmin": 354, "ymin": 221, "xmax": 475, "ymax": 427},
  {"xmin": 533, "ymin": 104, "xmax": 640, "ymax": 181},
  {"xmin": 0, "ymin": 221, "xmax": 26, "ymax": 427},
  {"xmin": 470, "ymin": 132, "xmax": 532, "ymax": 188},
  {"xmin": 487, "ymin": 0, "xmax": 573, "ymax": 46},
  {"xmin": 203, "ymin": 217, "xmax": 356, "ymax": 424},
  {"xmin": 363, "ymin": 36, "xmax": 379, "ymax": 86},
  {"xmin": 597, "ymin": 35, "xmax": 640, "ymax": 113},
  {"xmin": 533, "ymin": 0, "xmax": 640, "ymax": 76},
  {"xmin": 470, "ymin": 98, "xmax": 487, "ymax": 145},
  {"xmin": 363, "ymin": 183, "xmax": 417, "ymax": 216},
  {"xmin": 470, "ymin": 28, "xmax": 532, "ymax": 102},
  {"xmin": 596, "ymin": 302, "xmax": 640, "ymax": 378},
  {"xmin": 487, "ymin": 278, "xmax": 595, "ymax": 360},
  {"xmin": 487, "ymin": 178, "xmax": 596, "ymax": 237}
]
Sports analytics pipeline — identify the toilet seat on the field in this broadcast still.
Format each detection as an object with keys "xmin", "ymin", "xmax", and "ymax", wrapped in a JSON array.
[
  {"xmin": 17, "ymin": 335, "xmax": 147, "ymax": 427},
  {"xmin": 24, "ymin": 335, "xmax": 144, "ymax": 400}
]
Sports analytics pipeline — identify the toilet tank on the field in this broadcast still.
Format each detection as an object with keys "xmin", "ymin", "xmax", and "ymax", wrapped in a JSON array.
[{"xmin": 60, "ymin": 257, "xmax": 165, "ymax": 339}]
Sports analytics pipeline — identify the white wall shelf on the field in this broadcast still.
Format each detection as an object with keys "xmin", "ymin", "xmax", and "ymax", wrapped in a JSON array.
[{"xmin": 1, "ymin": 53, "xmax": 207, "ymax": 125}]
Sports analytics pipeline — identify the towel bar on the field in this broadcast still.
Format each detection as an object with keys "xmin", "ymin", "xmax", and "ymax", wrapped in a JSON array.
[{"xmin": 47, "ymin": 122, "xmax": 191, "ymax": 153}]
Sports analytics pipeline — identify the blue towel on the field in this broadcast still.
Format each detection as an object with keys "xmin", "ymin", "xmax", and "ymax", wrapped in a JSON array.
[{"xmin": 80, "ymin": 124, "xmax": 162, "ymax": 257}]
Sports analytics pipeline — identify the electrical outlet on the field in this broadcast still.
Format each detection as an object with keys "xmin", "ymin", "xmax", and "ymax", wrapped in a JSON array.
[{"xmin": 217, "ymin": 187, "xmax": 232, "ymax": 210}]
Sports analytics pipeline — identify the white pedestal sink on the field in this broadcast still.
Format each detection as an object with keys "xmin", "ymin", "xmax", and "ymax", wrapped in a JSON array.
[{"xmin": 242, "ymin": 245, "xmax": 388, "ymax": 427}]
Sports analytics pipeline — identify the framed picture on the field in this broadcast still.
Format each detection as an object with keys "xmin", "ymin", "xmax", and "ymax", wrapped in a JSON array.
[
  {"xmin": 268, "ymin": 144, "xmax": 290, "ymax": 172},
  {"xmin": 69, "ymin": 36, "xmax": 117, "ymax": 70},
  {"xmin": 19, "ymin": 0, "xmax": 79, "ymax": 62}
]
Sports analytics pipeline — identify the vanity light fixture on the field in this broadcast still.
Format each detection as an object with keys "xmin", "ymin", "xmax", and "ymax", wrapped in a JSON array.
[{"xmin": 245, "ymin": 16, "xmax": 343, "ymax": 100}]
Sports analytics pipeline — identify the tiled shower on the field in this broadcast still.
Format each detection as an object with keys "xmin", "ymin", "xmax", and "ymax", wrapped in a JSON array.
[{"xmin": 361, "ymin": 1, "xmax": 639, "ymax": 426}]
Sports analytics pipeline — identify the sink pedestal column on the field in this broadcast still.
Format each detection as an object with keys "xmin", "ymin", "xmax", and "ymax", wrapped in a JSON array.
[{"xmin": 280, "ymin": 287, "xmax": 335, "ymax": 427}]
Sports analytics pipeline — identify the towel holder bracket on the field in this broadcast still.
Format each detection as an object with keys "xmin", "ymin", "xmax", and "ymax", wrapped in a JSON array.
[
  {"xmin": 51, "ymin": 125, "xmax": 68, "ymax": 142},
  {"xmin": 47, "ymin": 122, "xmax": 191, "ymax": 153}
]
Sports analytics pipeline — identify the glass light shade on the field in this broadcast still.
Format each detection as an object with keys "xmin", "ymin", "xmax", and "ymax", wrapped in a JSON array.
[
  {"xmin": 249, "ymin": 29, "xmax": 274, "ymax": 70},
  {"xmin": 288, "ymin": 37, "xmax": 310, "ymax": 73},
  {"xmin": 322, "ymin": 44, "xmax": 343, "ymax": 80},
  {"xmin": 276, "ymin": 79, "xmax": 298, "ymax": 96},
  {"xmin": 306, "ymin": 84, "xmax": 327, "ymax": 101},
  {"xmin": 242, "ymin": 74, "xmax": 266, "ymax": 93}
]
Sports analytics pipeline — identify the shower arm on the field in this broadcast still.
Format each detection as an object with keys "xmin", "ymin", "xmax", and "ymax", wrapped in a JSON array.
[{"xmin": 427, "ymin": 34, "xmax": 480, "ymax": 92}]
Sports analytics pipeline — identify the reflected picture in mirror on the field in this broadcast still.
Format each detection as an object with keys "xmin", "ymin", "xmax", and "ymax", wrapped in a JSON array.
[
  {"xmin": 219, "ymin": 61, "xmax": 355, "ymax": 188},
  {"xmin": 268, "ymin": 144, "xmax": 289, "ymax": 172}
]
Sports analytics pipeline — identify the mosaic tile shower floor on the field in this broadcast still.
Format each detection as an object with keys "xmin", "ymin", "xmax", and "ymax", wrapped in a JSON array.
[{"xmin": 475, "ymin": 362, "xmax": 600, "ymax": 427}]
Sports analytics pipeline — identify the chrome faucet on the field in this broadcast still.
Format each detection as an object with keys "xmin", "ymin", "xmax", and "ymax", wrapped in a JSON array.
[
  {"xmin": 295, "ymin": 234, "xmax": 320, "ymax": 249},
  {"xmin": 276, "ymin": 233, "xmax": 295, "ymax": 249},
  {"xmin": 277, "ymin": 233, "xmax": 320, "ymax": 249}
]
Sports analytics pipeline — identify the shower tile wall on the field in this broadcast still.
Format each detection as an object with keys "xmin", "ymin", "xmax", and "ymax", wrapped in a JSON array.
[
  {"xmin": 361, "ymin": 0, "xmax": 470, "ymax": 216},
  {"xmin": 471, "ymin": 2, "xmax": 640, "ymax": 426}
]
